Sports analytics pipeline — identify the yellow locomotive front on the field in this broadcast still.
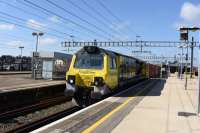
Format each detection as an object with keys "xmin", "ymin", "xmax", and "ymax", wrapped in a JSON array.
[{"xmin": 65, "ymin": 46, "xmax": 115, "ymax": 106}]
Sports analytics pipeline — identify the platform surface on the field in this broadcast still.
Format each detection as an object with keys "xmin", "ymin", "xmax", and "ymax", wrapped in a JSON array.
[
  {"xmin": 0, "ymin": 74, "xmax": 65, "ymax": 92},
  {"xmin": 0, "ymin": 71, "xmax": 31, "ymax": 75},
  {"xmin": 112, "ymin": 76, "xmax": 200, "ymax": 133}
]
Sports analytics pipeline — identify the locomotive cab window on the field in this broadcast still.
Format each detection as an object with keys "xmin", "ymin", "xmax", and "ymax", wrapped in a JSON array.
[
  {"xmin": 74, "ymin": 53, "xmax": 104, "ymax": 69},
  {"xmin": 110, "ymin": 57, "xmax": 117, "ymax": 69}
]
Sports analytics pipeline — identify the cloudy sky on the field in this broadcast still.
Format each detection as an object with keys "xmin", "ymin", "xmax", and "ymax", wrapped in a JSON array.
[{"xmin": 0, "ymin": 0, "xmax": 200, "ymax": 64}]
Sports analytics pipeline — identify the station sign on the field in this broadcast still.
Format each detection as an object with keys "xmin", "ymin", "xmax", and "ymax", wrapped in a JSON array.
[
  {"xmin": 180, "ymin": 32, "xmax": 188, "ymax": 41},
  {"xmin": 33, "ymin": 52, "xmax": 39, "ymax": 57}
]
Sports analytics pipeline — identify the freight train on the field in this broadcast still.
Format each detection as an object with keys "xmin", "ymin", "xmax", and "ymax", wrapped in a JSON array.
[{"xmin": 65, "ymin": 46, "xmax": 160, "ymax": 106}]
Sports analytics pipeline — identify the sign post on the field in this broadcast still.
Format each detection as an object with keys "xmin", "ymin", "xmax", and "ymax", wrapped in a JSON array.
[
  {"xmin": 198, "ymin": 34, "xmax": 200, "ymax": 115},
  {"xmin": 198, "ymin": 47, "xmax": 200, "ymax": 114}
]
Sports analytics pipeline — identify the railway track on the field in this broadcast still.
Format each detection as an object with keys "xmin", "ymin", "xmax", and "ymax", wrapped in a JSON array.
[
  {"xmin": 0, "ymin": 96, "xmax": 76, "ymax": 133},
  {"xmin": 0, "ymin": 96, "xmax": 69, "ymax": 121},
  {"xmin": 7, "ymin": 106, "xmax": 81, "ymax": 133}
]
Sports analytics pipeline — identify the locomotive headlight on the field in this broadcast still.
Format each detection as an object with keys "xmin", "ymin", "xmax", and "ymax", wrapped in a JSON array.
[
  {"xmin": 68, "ymin": 75, "xmax": 75, "ymax": 85},
  {"xmin": 94, "ymin": 77, "xmax": 103, "ymax": 86},
  {"xmin": 69, "ymin": 79, "xmax": 74, "ymax": 84}
]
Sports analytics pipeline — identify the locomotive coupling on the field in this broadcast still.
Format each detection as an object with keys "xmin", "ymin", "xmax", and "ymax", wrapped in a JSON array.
[{"xmin": 91, "ymin": 85, "xmax": 110, "ymax": 99}]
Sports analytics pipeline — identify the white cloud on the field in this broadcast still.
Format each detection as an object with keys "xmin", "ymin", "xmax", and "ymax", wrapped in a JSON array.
[
  {"xmin": 39, "ymin": 37, "xmax": 57, "ymax": 45},
  {"xmin": 173, "ymin": 21, "xmax": 189, "ymax": 29},
  {"xmin": 48, "ymin": 15, "xmax": 60, "ymax": 23},
  {"xmin": 180, "ymin": 2, "xmax": 200, "ymax": 24},
  {"xmin": 110, "ymin": 21, "xmax": 131, "ymax": 31},
  {"xmin": 6, "ymin": 41, "xmax": 22, "ymax": 47},
  {"xmin": 175, "ymin": 2, "xmax": 200, "ymax": 29},
  {"xmin": 26, "ymin": 19, "xmax": 46, "ymax": 30},
  {"xmin": 113, "ymin": 34, "xmax": 129, "ymax": 41},
  {"xmin": 0, "ymin": 24, "xmax": 15, "ymax": 30}
]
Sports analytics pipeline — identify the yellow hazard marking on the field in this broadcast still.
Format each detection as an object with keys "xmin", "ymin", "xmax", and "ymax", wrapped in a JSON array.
[
  {"xmin": 82, "ymin": 82, "xmax": 152, "ymax": 133},
  {"xmin": 82, "ymin": 97, "xmax": 134, "ymax": 133}
]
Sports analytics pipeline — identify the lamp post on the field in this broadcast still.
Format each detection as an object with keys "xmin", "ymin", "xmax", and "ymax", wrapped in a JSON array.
[
  {"xmin": 177, "ymin": 45, "xmax": 184, "ymax": 79},
  {"xmin": 180, "ymin": 27, "xmax": 200, "ymax": 78},
  {"xmin": 32, "ymin": 32, "xmax": 44, "ymax": 79},
  {"xmin": 190, "ymin": 37, "xmax": 194, "ymax": 78},
  {"xmin": 183, "ymin": 44, "xmax": 190, "ymax": 90},
  {"xmin": 19, "ymin": 46, "xmax": 24, "ymax": 57},
  {"xmin": 192, "ymin": 28, "xmax": 200, "ymax": 115},
  {"xmin": 177, "ymin": 53, "xmax": 182, "ymax": 78},
  {"xmin": 32, "ymin": 32, "xmax": 44, "ymax": 53},
  {"xmin": 177, "ymin": 44, "xmax": 189, "ymax": 90},
  {"xmin": 179, "ymin": 27, "xmax": 200, "ymax": 115},
  {"xmin": 19, "ymin": 46, "xmax": 24, "ymax": 71}
]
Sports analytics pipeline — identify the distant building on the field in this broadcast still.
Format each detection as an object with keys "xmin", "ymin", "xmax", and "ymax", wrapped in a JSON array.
[{"xmin": 0, "ymin": 55, "xmax": 31, "ymax": 71}]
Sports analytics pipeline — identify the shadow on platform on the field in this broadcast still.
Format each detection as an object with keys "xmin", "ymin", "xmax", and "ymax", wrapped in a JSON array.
[
  {"xmin": 144, "ymin": 79, "xmax": 166, "ymax": 96},
  {"xmin": 178, "ymin": 112, "xmax": 197, "ymax": 117},
  {"xmin": 116, "ymin": 79, "xmax": 166, "ymax": 98}
]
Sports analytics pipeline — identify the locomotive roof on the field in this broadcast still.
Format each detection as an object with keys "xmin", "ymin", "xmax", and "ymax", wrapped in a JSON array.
[{"xmin": 76, "ymin": 46, "xmax": 146, "ymax": 63}]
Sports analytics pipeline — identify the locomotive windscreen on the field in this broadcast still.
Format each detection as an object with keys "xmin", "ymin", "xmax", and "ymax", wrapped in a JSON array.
[{"xmin": 74, "ymin": 53, "xmax": 103, "ymax": 69}]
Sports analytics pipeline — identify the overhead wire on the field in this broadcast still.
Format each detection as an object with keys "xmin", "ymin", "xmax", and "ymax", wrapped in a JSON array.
[
  {"xmin": 46, "ymin": 0, "xmax": 114, "ymax": 39},
  {"xmin": 21, "ymin": 0, "xmax": 111, "ymax": 41},
  {"xmin": 0, "ymin": 40, "xmax": 34, "ymax": 50},
  {"xmin": 96, "ymin": 0, "xmax": 122, "ymax": 22},
  {"xmin": 0, "ymin": 17, "xmax": 68, "ymax": 40},
  {"xmin": 81, "ymin": 0, "xmax": 113, "ymax": 26},
  {"xmin": 0, "ymin": 0, "xmax": 94, "ymax": 41},
  {"xmin": 0, "ymin": 0, "xmax": 135, "ymax": 43},
  {"xmin": 18, "ymin": 0, "xmax": 98, "ymax": 40},
  {"xmin": 0, "ymin": 0, "xmax": 45, "ymax": 21},
  {"xmin": 0, "ymin": 11, "xmax": 74, "ymax": 39},
  {"xmin": 80, "ymin": 0, "xmax": 126, "ymax": 40},
  {"xmin": 95, "ymin": 0, "xmax": 138, "ymax": 36},
  {"xmin": 63, "ymin": 0, "xmax": 123, "ymax": 37},
  {"xmin": 0, "ymin": 33, "xmax": 33, "ymax": 42}
]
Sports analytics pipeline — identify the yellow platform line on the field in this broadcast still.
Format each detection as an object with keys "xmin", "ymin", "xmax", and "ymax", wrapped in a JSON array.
[
  {"xmin": 82, "ymin": 97, "xmax": 134, "ymax": 133},
  {"xmin": 82, "ymin": 82, "xmax": 152, "ymax": 133}
]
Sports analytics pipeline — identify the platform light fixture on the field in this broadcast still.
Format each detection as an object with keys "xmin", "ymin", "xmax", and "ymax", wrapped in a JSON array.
[
  {"xmin": 18, "ymin": 46, "xmax": 24, "ymax": 71},
  {"xmin": 179, "ymin": 27, "xmax": 200, "ymax": 41},
  {"xmin": 32, "ymin": 32, "xmax": 44, "ymax": 79},
  {"xmin": 18, "ymin": 46, "xmax": 24, "ymax": 57},
  {"xmin": 177, "ymin": 45, "xmax": 185, "ymax": 80},
  {"xmin": 180, "ymin": 27, "xmax": 200, "ymax": 32},
  {"xmin": 32, "ymin": 32, "xmax": 44, "ymax": 54}
]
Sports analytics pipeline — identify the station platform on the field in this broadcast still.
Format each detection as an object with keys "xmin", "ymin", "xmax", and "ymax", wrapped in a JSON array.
[
  {"xmin": 112, "ymin": 76, "xmax": 200, "ymax": 133},
  {"xmin": 0, "ymin": 71, "xmax": 31, "ymax": 75},
  {"xmin": 0, "ymin": 74, "xmax": 65, "ymax": 92},
  {"xmin": 32, "ymin": 76, "xmax": 200, "ymax": 133},
  {"xmin": 0, "ymin": 74, "xmax": 66, "ymax": 114}
]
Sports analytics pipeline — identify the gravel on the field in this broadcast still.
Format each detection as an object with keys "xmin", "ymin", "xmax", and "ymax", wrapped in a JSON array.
[{"xmin": 0, "ymin": 101, "xmax": 75, "ymax": 132}]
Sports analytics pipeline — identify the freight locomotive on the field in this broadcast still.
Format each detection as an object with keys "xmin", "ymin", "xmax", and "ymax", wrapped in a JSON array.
[{"xmin": 65, "ymin": 46, "xmax": 160, "ymax": 106}]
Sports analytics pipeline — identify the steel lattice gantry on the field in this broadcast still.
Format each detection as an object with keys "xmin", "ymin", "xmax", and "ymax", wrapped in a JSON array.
[{"xmin": 61, "ymin": 41, "xmax": 200, "ymax": 48}]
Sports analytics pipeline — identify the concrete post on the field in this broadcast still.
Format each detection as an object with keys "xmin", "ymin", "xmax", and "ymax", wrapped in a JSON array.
[
  {"xmin": 180, "ymin": 48, "xmax": 183, "ymax": 79},
  {"xmin": 190, "ymin": 37, "xmax": 194, "ymax": 78},
  {"xmin": 198, "ymin": 47, "xmax": 200, "ymax": 114}
]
